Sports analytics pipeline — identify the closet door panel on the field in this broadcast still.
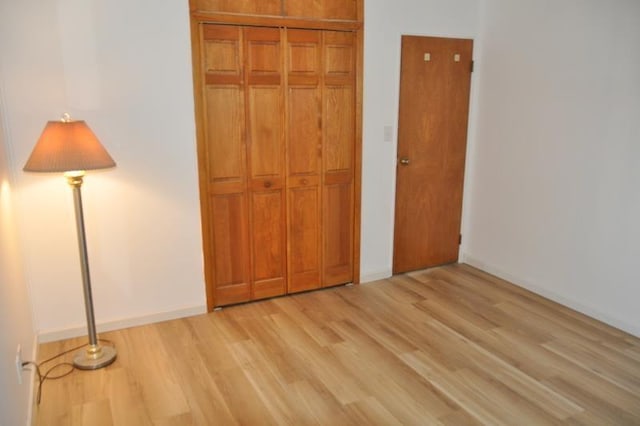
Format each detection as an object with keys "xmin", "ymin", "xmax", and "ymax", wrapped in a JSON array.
[
  {"xmin": 206, "ymin": 87, "xmax": 245, "ymax": 181},
  {"xmin": 288, "ymin": 88, "xmax": 320, "ymax": 175},
  {"xmin": 202, "ymin": 24, "xmax": 252, "ymax": 305},
  {"xmin": 248, "ymin": 87, "xmax": 283, "ymax": 178},
  {"xmin": 286, "ymin": 86, "xmax": 320, "ymax": 294},
  {"xmin": 287, "ymin": 29, "xmax": 323, "ymax": 293},
  {"xmin": 288, "ymin": 186, "xmax": 321, "ymax": 292},
  {"xmin": 210, "ymin": 193, "xmax": 251, "ymax": 304},
  {"xmin": 247, "ymin": 39, "xmax": 280, "ymax": 75},
  {"xmin": 203, "ymin": 25, "xmax": 245, "ymax": 183},
  {"xmin": 324, "ymin": 86, "xmax": 354, "ymax": 173},
  {"xmin": 246, "ymin": 27, "xmax": 283, "ymax": 183},
  {"xmin": 322, "ymin": 30, "xmax": 355, "ymax": 286},
  {"xmin": 323, "ymin": 180, "xmax": 353, "ymax": 286},
  {"xmin": 245, "ymin": 27, "xmax": 287, "ymax": 299},
  {"xmin": 251, "ymin": 190, "xmax": 286, "ymax": 299}
]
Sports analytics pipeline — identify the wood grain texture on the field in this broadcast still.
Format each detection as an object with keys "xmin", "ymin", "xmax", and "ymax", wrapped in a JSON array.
[
  {"xmin": 322, "ymin": 30, "xmax": 355, "ymax": 287},
  {"xmin": 286, "ymin": 0, "xmax": 358, "ymax": 21},
  {"xmin": 210, "ymin": 193, "xmax": 251, "ymax": 305},
  {"xmin": 245, "ymin": 27, "xmax": 287, "ymax": 301},
  {"xmin": 190, "ymin": 0, "xmax": 363, "ymax": 22},
  {"xmin": 286, "ymin": 29, "xmax": 323, "ymax": 294},
  {"xmin": 191, "ymin": 0, "xmax": 281, "ymax": 16},
  {"xmin": 393, "ymin": 36, "xmax": 473, "ymax": 274},
  {"xmin": 34, "ymin": 264, "xmax": 640, "ymax": 425},
  {"xmin": 194, "ymin": 22, "xmax": 361, "ymax": 307},
  {"xmin": 201, "ymin": 25, "xmax": 251, "ymax": 305}
]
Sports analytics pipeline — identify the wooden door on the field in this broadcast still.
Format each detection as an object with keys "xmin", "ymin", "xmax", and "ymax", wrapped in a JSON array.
[
  {"xmin": 201, "ymin": 25, "xmax": 251, "ymax": 305},
  {"xmin": 286, "ymin": 29, "xmax": 356, "ymax": 292},
  {"xmin": 245, "ymin": 27, "xmax": 287, "ymax": 300},
  {"xmin": 201, "ymin": 24, "xmax": 287, "ymax": 306},
  {"xmin": 196, "ymin": 23, "xmax": 360, "ymax": 308},
  {"xmin": 286, "ymin": 29, "xmax": 323, "ymax": 293},
  {"xmin": 322, "ymin": 30, "xmax": 355, "ymax": 286},
  {"xmin": 393, "ymin": 36, "xmax": 473, "ymax": 274}
]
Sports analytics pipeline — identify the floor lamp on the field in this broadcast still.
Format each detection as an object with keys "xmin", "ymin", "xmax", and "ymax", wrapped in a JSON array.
[{"xmin": 24, "ymin": 113, "xmax": 117, "ymax": 370}]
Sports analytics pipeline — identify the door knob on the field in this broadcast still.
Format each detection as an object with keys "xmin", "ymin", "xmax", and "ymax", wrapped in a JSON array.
[{"xmin": 399, "ymin": 157, "xmax": 410, "ymax": 166}]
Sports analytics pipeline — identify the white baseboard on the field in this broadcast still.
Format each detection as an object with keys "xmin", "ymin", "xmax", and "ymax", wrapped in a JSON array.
[
  {"xmin": 462, "ymin": 254, "xmax": 640, "ymax": 338},
  {"xmin": 38, "ymin": 305, "xmax": 207, "ymax": 343},
  {"xmin": 361, "ymin": 269, "xmax": 392, "ymax": 283}
]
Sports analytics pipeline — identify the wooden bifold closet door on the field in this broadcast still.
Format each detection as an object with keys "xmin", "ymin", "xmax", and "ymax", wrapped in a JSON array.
[{"xmin": 199, "ymin": 23, "xmax": 356, "ymax": 307}]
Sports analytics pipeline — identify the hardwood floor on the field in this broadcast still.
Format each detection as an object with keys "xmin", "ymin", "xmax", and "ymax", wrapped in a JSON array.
[{"xmin": 34, "ymin": 264, "xmax": 640, "ymax": 425}]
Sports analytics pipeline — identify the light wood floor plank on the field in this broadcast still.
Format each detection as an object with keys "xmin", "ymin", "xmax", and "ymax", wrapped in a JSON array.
[{"xmin": 34, "ymin": 264, "xmax": 640, "ymax": 425}]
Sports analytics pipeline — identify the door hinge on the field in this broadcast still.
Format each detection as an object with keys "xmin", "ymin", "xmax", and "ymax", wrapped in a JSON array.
[
  {"xmin": 470, "ymin": 60, "xmax": 474, "ymax": 73},
  {"xmin": 458, "ymin": 234, "xmax": 462, "ymax": 245}
]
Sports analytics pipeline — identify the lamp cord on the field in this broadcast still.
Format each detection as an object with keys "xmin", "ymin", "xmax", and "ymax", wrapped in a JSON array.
[{"xmin": 21, "ymin": 339, "xmax": 115, "ymax": 404}]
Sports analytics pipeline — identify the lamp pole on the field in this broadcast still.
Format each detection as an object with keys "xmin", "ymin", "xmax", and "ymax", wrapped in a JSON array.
[{"xmin": 66, "ymin": 172, "xmax": 117, "ymax": 369}]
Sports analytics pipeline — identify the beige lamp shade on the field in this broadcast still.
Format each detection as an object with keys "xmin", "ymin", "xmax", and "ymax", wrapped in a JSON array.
[{"xmin": 23, "ymin": 120, "xmax": 116, "ymax": 173}]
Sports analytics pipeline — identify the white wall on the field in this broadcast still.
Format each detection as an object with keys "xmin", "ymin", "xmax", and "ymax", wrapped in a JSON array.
[
  {"xmin": 464, "ymin": 0, "xmax": 640, "ymax": 336},
  {"xmin": 0, "ymin": 92, "xmax": 36, "ymax": 425},
  {"xmin": 0, "ymin": 0, "xmax": 206, "ymax": 339},
  {"xmin": 361, "ymin": 0, "xmax": 479, "ymax": 281},
  {"xmin": 5, "ymin": 0, "xmax": 636, "ymax": 348},
  {"xmin": 1, "ymin": 0, "xmax": 481, "ymax": 338}
]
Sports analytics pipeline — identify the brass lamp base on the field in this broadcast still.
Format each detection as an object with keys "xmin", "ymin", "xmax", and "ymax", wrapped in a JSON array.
[{"xmin": 73, "ymin": 344, "xmax": 117, "ymax": 370}]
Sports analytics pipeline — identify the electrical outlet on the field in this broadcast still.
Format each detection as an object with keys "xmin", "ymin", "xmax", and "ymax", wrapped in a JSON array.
[{"xmin": 15, "ymin": 344, "xmax": 23, "ymax": 385}]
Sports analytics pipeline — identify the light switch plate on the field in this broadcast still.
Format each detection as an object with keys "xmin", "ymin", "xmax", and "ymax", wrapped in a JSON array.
[{"xmin": 384, "ymin": 125, "xmax": 394, "ymax": 142}]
